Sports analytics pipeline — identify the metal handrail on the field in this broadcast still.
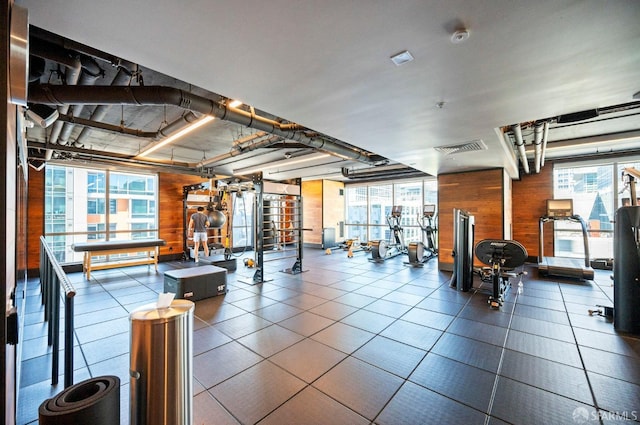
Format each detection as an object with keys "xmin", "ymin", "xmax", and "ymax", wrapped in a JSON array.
[{"xmin": 39, "ymin": 236, "xmax": 76, "ymax": 388}]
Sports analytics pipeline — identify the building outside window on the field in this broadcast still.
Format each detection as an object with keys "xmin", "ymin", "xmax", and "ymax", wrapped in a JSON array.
[{"xmin": 44, "ymin": 165, "xmax": 158, "ymax": 264}]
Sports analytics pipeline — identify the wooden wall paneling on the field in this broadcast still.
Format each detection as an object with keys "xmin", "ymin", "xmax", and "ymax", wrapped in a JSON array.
[
  {"xmin": 322, "ymin": 180, "xmax": 344, "ymax": 243},
  {"xmin": 512, "ymin": 162, "xmax": 554, "ymax": 260},
  {"xmin": 158, "ymin": 173, "xmax": 205, "ymax": 259},
  {"xmin": 302, "ymin": 180, "xmax": 322, "ymax": 245},
  {"xmin": 438, "ymin": 169, "xmax": 505, "ymax": 270},
  {"xmin": 27, "ymin": 168, "xmax": 45, "ymax": 272}
]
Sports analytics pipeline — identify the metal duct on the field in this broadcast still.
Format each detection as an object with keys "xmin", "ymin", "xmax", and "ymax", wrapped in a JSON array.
[
  {"xmin": 341, "ymin": 165, "xmax": 426, "ymax": 180},
  {"xmin": 540, "ymin": 121, "xmax": 549, "ymax": 167},
  {"xmin": 198, "ymin": 135, "xmax": 283, "ymax": 167},
  {"xmin": 28, "ymin": 84, "xmax": 380, "ymax": 165},
  {"xmin": 75, "ymin": 60, "xmax": 138, "ymax": 146},
  {"xmin": 511, "ymin": 124, "xmax": 529, "ymax": 174},
  {"xmin": 533, "ymin": 123, "xmax": 543, "ymax": 174}
]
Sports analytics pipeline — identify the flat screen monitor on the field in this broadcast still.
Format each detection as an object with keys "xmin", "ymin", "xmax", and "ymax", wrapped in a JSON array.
[
  {"xmin": 546, "ymin": 199, "xmax": 573, "ymax": 217},
  {"xmin": 423, "ymin": 204, "xmax": 436, "ymax": 217}
]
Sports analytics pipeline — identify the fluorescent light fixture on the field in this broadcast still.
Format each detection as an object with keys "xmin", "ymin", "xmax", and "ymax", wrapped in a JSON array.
[
  {"xmin": 234, "ymin": 153, "xmax": 330, "ymax": 175},
  {"xmin": 137, "ymin": 115, "xmax": 214, "ymax": 157},
  {"xmin": 228, "ymin": 99, "xmax": 243, "ymax": 108}
]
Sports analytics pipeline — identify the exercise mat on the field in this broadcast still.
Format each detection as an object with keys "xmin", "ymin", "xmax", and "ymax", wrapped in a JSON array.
[{"xmin": 39, "ymin": 375, "xmax": 120, "ymax": 425}]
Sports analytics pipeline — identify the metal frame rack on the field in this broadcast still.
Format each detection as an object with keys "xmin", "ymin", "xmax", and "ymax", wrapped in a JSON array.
[{"xmin": 252, "ymin": 173, "xmax": 305, "ymax": 284}]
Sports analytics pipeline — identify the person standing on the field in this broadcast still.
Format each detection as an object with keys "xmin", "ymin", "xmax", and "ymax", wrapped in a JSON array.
[{"xmin": 189, "ymin": 206, "xmax": 210, "ymax": 262}]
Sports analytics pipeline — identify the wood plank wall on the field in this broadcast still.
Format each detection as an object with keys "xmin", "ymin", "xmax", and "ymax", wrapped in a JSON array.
[
  {"xmin": 302, "ymin": 180, "xmax": 322, "ymax": 245},
  {"xmin": 158, "ymin": 173, "xmax": 207, "ymax": 259},
  {"xmin": 438, "ymin": 168, "xmax": 506, "ymax": 270},
  {"xmin": 323, "ymin": 180, "xmax": 345, "ymax": 243},
  {"xmin": 26, "ymin": 169, "xmax": 45, "ymax": 273},
  {"xmin": 512, "ymin": 162, "xmax": 554, "ymax": 260}
]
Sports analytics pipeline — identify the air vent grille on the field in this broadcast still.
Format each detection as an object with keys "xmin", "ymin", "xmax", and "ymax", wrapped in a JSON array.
[{"xmin": 434, "ymin": 139, "xmax": 487, "ymax": 155}]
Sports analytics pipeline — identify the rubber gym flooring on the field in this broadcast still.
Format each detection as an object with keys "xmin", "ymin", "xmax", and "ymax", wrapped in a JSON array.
[{"xmin": 16, "ymin": 248, "xmax": 640, "ymax": 424}]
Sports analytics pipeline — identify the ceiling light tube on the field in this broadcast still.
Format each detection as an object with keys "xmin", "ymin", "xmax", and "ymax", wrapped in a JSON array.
[
  {"xmin": 137, "ymin": 115, "xmax": 214, "ymax": 157},
  {"xmin": 512, "ymin": 124, "xmax": 529, "ymax": 174},
  {"xmin": 233, "ymin": 153, "xmax": 331, "ymax": 175}
]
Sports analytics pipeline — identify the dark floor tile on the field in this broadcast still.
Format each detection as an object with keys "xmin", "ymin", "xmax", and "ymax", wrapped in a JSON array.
[
  {"xmin": 513, "ymin": 303, "xmax": 570, "ymax": 326},
  {"xmin": 269, "ymin": 338, "xmax": 347, "ymax": 383},
  {"xmin": 282, "ymin": 293, "xmax": 328, "ymax": 310},
  {"xmin": 580, "ymin": 346, "xmax": 640, "ymax": 384},
  {"xmin": 195, "ymin": 298, "xmax": 247, "ymax": 325},
  {"xmin": 193, "ymin": 341, "xmax": 262, "ymax": 388},
  {"xmin": 20, "ymin": 346, "xmax": 86, "ymax": 388},
  {"xmin": 237, "ymin": 324, "xmax": 304, "ymax": 357},
  {"xmin": 588, "ymin": 372, "xmax": 640, "ymax": 419},
  {"xmin": 308, "ymin": 300, "xmax": 357, "ymax": 321},
  {"xmin": 230, "ymin": 294, "xmax": 279, "ymax": 312},
  {"xmin": 364, "ymin": 298, "xmax": 413, "ymax": 318},
  {"xmin": 81, "ymin": 331, "xmax": 129, "ymax": 365},
  {"xmin": 432, "ymin": 333, "xmax": 503, "ymax": 373},
  {"xmin": 380, "ymin": 319, "xmax": 442, "ymax": 351},
  {"xmin": 573, "ymin": 327, "xmax": 640, "ymax": 359},
  {"xmin": 499, "ymin": 349, "xmax": 593, "ymax": 405},
  {"xmin": 210, "ymin": 361, "xmax": 306, "ymax": 424},
  {"xmin": 353, "ymin": 335, "xmax": 426, "ymax": 378},
  {"xmin": 333, "ymin": 292, "xmax": 377, "ymax": 308},
  {"xmin": 416, "ymin": 296, "xmax": 465, "ymax": 316},
  {"xmin": 214, "ymin": 312, "xmax": 272, "ymax": 339},
  {"xmin": 313, "ymin": 356, "xmax": 404, "ymax": 421},
  {"xmin": 193, "ymin": 391, "xmax": 240, "ymax": 425},
  {"xmin": 490, "ymin": 377, "xmax": 597, "ymax": 425},
  {"xmin": 567, "ymin": 312, "xmax": 616, "ymax": 334},
  {"xmin": 88, "ymin": 352, "xmax": 130, "ymax": 386},
  {"xmin": 410, "ymin": 353, "xmax": 495, "ymax": 412},
  {"xmin": 192, "ymin": 326, "xmax": 232, "ymax": 355},
  {"xmin": 509, "ymin": 314, "xmax": 575, "ymax": 343},
  {"xmin": 253, "ymin": 302, "xmax": 304, "ymax": 322},
  {"xmin": 376, "ymin": 381, "xmax": 487, "ymax": 425},
  {"xmin": 258, "ymin": 385, "xmax": 369, "ymax": 425},
  {"xmin": 401, "ymin": 307, "xmax": 455, "ymax": 331},
  {"xmin": 277, "ymin": 311, "xmax": 334, "ymax": 337},
  {"xmin": 447, "ymin": 317, "xmax": 509, "ymax": 346},
  {"xmin": 311, "ymin": 322, "xmax": 375, "ymax": 354},
  {"xmin": 458, "ymin": 305, "xmax": 513, "ymax": 328},
  {"xmin": 505, "ymin": 329, "xmax": 582, "ymax": 368},
  {"xmin": 515, "ymin": 294, "xmax": 566, "ymax": 312},
  {"xmin": 74, "ymin": 316, "xmax": 130, "ymax": 344},
  {"xmin": 340, "ymin": 309, "xmax": 396, "ymax": 334}
]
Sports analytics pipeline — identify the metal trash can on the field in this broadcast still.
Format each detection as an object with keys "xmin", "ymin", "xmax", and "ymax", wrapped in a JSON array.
[{"xmin": 129, "ymin": 299, "xmax": 194, "ymax": 425}]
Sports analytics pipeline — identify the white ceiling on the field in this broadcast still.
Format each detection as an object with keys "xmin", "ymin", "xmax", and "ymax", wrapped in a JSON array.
[{"xmin": 17, "ymin": 0, "xmax": 640, "ymax": 180}]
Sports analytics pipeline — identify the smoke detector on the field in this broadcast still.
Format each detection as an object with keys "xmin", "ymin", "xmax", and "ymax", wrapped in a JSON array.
[{"xmin": 451, "ymin": 29, "xmax": 470, "ymax": 44}]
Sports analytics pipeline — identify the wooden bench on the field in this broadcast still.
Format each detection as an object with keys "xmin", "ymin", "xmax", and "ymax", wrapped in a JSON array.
[{"xmin": 72, "ymin": 239, "xmax": 166, "ymax": 279}]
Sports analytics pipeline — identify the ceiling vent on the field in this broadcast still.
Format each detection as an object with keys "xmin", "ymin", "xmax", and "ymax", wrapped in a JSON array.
[{"xmin": 434, "ymin": 139, "xmax": 487, "ymax": 155}]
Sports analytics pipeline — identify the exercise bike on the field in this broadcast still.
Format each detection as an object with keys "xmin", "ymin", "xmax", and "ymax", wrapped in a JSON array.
[
  {"xmin": 475, "ymin": 239, "xmax": 527, "ymax": 308},
  {"xmin": 407, "ymin": 204, "xmax": 438, "ymax": 266},
  {"xmin": 370, "ymin": 205, "xmax": 407, "ymax": 262}
]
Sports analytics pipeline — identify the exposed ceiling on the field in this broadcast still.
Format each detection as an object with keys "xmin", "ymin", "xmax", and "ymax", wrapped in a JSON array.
[{"xmin": 16, "ymin": 0, "xmax": 640, "ymax": 182}]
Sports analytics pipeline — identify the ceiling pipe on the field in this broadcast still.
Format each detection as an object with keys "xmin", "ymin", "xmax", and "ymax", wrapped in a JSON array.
[
  {"xmin": 28, "ymin": 84, "xmax": 382, "ymax": 165},
  {"xmin": 341, "ymin": 164, "xmax": 426, "ymax": 180},
  {"xmin": 56, "ymin": 113, "xmax": 158, "ymax": 138},
  {"xmin": 198, "ymin": 135, "xmax": 283, "ymax": 167},
  {"xmin": 533, "ymin": 122, "xmax": 543, "ymax": 174},
  {"xmin": 511, "ymin": 124, "xmax": 529, "ymax": 174},
  {"xmin": 75, "ymin": 60, "xmax": 139, "ymax": 147},
  {"xmin": 58, "ymin": 55, "xmax": 103, "ymax": 145},
  {"xmin": 540, "ymin": 121, "xmax": 549, "ymax": 167}
]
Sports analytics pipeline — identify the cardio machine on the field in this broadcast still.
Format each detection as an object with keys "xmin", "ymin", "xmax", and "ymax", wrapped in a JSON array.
[
  {"xmin": 475, "ymin": 239, "xmax": 528, "ymax": 308},
  {"xmin": 370, "ymin": 205, "xmax": 407, "ymax": 262},
  {"xmin": 407, "ymin": 204, "xmax": 438, "ymax": 266},
  {"xmin": 538, "ymin": 199, "xmax": 594, "ymax": 280}
]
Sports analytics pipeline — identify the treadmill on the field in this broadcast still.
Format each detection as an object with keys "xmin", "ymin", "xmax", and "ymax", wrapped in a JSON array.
[{"xmin": 538, "ymin": 199, "xmax": 594, "ymax": 280}]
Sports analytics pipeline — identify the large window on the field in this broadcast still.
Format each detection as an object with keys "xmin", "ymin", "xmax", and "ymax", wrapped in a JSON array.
[
  {"xmin": 552, "ymin": 159, "xmax": 636, "ymax": 259},
  {"xmin": 44, "ymin": 165, "xmax": 158, "ymax": 263},
  {"xmin": 345, "ymin": 178, "xmax": 438, "ymax": 243}
]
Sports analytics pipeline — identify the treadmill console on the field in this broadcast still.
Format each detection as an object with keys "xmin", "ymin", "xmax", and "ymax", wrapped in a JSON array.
[
  {"xmin": 423, "ymin": 204, "xmax": 436, "ymax": 218},
  {"xmin": 391, "ymin": 205, "xmax": 402, "ymax": 217},
  {"xmin": 546, "ymin": 199, "xmax": 573, "ymax": 218}
]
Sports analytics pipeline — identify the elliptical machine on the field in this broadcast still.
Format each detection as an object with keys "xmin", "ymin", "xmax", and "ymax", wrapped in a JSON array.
[
  {"xmin": 407, "ymin": 204, "xmax": 438, "ymax": 266},
  {"xmin": 370, "ymin": 205, "xmax": 407, "ymax": 262}
]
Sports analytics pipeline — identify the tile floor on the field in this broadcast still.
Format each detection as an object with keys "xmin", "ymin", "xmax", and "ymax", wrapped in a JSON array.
[{"xmin": 15, "ymin": 248, "xmax": 640, "ymax": 424}]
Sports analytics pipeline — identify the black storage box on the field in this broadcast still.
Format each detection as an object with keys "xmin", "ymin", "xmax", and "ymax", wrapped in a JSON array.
[{"xmin": 163, "ymin": 265, "xmax": 227, "ymax": 301}]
